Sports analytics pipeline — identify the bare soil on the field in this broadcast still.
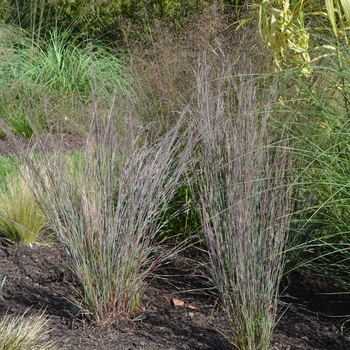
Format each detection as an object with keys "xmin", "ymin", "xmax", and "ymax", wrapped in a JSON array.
[{"xmin": 0, "ymin": 243, "xmax": 350, "ymax": 350}]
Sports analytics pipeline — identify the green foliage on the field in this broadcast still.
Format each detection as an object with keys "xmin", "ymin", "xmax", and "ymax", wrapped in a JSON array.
[
  {"xmin": 0, "ymin": 22, "xmax": 131, "ymax": 138},
  {"xmin": 0, "ymin": 156, "xmax": 17, "ymax": 186},
  {"xmin": 0, "ymin": 172, "xmax": 49, "ymax": 245},
  {"xmin": 5, "ymin": 29, "xmax": 128, "ymax": 95},
  {"xmin": 239, "ymin": 0, "xmax": 350, "ymax": 73},
  {"xmin": 280, "ymin": 43, "xmax": 350, "ymax": 284},
  {"xmin": 4, "ymin": 0, "xmax": 213, "ymax": 42},
  {"xmin": 0, "ymin": 84, "xmax": 42, "ymax": 138},
  {"xmin": 159, "ymin": 182, "xmax": 201, "ymax": 243},
  {"xmin": 0, "ymin": 0, "xmax": 50, "ymax": 38}
]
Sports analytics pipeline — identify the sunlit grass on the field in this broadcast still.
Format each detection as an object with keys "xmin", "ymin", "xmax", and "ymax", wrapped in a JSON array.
[
  {"xmin": 0, "ymin": 172, "xmax": 49, "ymax": 245},
  {"xmin": 0, "ymin": 310, "xmax": 57, "ymax": 350},
  {"xmin": 281, "ymin": 45, "xmax": 350, "ymax": 283}
]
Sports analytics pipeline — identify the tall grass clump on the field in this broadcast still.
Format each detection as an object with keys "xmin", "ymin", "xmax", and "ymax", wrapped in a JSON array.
[
  {"xmin": 0, "ymin": 171, "xmax": 49, "ymax": 245},
  {"xmin": 0, "ymin": 98, "xmax": 195, "ymax": 323},
  {"xmin": 281, "ymin": 44, "xmax": 350, "ymax": 287},
  {"xmin": 0, "ymin": 310, "xmax": 56, "ymax": 350},
  {"xmin": 193, "ymin": 55, "xmax": 294, "ymax": 349}
]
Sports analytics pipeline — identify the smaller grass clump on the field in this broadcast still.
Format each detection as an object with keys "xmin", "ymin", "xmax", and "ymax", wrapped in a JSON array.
[
  {"xmin": 12, "ymin": 29, "xmax": 128, "ymax": 95},
  {"xmin": 0, "ymin": 310, "xmax": 56, "ymax": 350},
  {"xmin": 0, "ymin": 171, "xmax": 49, "ymax": 245}
]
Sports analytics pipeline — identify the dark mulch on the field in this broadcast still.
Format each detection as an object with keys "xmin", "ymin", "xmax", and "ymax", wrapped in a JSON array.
[{"xmin": 0, "ymin": 244, "xmax": 350, "ymax": 349}]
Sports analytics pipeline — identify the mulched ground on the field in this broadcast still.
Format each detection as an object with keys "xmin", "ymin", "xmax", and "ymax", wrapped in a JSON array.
[{"xmin": 0, "ymin": 243, "xmax": 350, "ymax": 350}]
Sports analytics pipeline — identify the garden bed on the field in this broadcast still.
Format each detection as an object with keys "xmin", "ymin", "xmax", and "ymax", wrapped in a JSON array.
[{"xmin": 0, "ymin": 244, "xmax": 349, "ymax": 350}]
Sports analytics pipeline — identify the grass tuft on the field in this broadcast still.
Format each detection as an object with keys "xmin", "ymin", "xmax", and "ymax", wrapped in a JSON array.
[
  {"xmin": 0, "ymin": 310, "xmax": 57, "ymax": 350},
  {"xmin": 0, "ymin": 24, "xmax": 131, "ymax": 138},
  {"xmin": 0, "ymin": 171, "xmax": 49, "ymax": 245},
  {"xmin": 280, "ymin": 43, "xmax": 350, "ymax": 290}
]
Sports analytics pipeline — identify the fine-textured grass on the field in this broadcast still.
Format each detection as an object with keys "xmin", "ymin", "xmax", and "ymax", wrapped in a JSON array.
[
  {"xmin": 280, "ymin": 44, "xmax": 350, "ymax": 288},
  {"xmin": 0, "ymin": 172, "xmax": 49, "ymax": 245},
  {"xmin": 11, "ymin": 29, "xmax": 128, "ymax": 95},
  {"xmin": 193, "ymin": 55, "xmax": 294, "ymax": 350},
  {"xmin": 0, "ymin": 23, "xmax": 131, "ymax": 137},
  {"xmin": 0, "ymin": 310, "xmax": 57, "ymax": 350},
  {"xmin": 128, "ymin": 3, "xmax": 234, "ymax": 135},
  {"xmin": 0, "ymin": 155, "xmax": 17, "ymax": 185},
  {"xmin": 0, "ymin": 97, "xmax": 195, "ymax": 323}
]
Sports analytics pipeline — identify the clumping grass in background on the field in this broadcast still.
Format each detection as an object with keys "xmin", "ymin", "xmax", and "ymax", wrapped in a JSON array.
[
  {"xmin": 0, "ymin": 95, "xmax": 196, "ymax": 323},
  {"xmin": 0, "ymin": 309, "xmax": 57, "ymax": 350},
  {"xmin": 0, "ymin": 171, "xmax": 49, "ymax": 245},
  {"xmin": 0, "ymin": 22, "xmax": 131, "ymax": 138},
  {"xmin": 193, "ymin": 54, "xmax": 294, "ymax": 350},
  {"xmin": 9, "ymin": 28, "xmax": 129, "ymax": 95},
  {"xmin": 280, "ymin": 44, "xmax": 350, "ymax": 297}
]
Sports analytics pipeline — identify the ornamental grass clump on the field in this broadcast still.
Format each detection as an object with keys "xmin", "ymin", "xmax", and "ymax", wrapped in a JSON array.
[
  {"xmin": 193, "ymin": 56, "xmax": 294, "ymax": 350},
  {"xmin": 0, "ymin": 171, "xmax": 49, "ymax": 245},
  {"xmin": 0, "ymin": 98, "xmax": 195, "ymax": 323},
  {"xmin": 279, "ymin": 43, "xmax": 350, "ymax": 289},
  {"xmin": 0, "ymin": 23, "xmax": 130, "ymax": 137},
  {"xmin": 0, "ymin": 310, "xmax": 56, "ymax": 350}
]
